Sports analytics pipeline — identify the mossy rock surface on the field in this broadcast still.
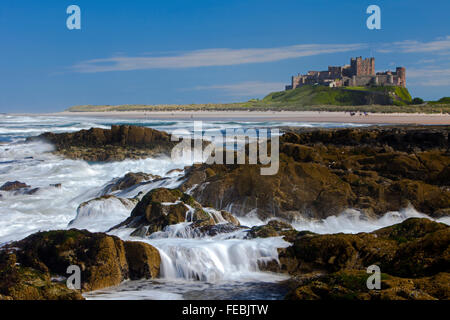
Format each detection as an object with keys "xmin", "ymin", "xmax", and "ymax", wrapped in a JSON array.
[
  {"xmin": 180, "ymin": 126, "xmax": 450, "ymax": 221},
  {"xmin": 1, "ymin": 229, "xmax": 161, "ymax": 298},
  {"xmin": 285, "ymin": 270, "xmax": 449, "ymax": 300},
  {"xmin": 110, "ymin": 187, "xmax": 243, "ymax": 237},
  {"xmin": 278, "ymin": 218, "xmax": 449, "ymax": 278},
  {"xmin": 27, "ymin": 125, "xmax": 177, "ymax": 161},
  {"xmin": 278, "ymin": 218, "xmax": 450, "ymax": 300}
]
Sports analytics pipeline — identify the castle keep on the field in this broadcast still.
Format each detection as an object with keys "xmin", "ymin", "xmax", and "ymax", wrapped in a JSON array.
[{"xmin": 285, "ymin": 57, "xmax": 406, "ymax": 90}]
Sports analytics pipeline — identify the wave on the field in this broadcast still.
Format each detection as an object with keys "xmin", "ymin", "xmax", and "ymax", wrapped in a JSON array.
[
  {"xmin": 139, "ymin": 237, "xmax": 290, "ymax": 282},
  {"xmin": 237, "ymin": 207, "xmax": 449, "ymax": 235},
  {"xmin": 0, "ymin": 140, "xmax": 189, "ymax": 243}
]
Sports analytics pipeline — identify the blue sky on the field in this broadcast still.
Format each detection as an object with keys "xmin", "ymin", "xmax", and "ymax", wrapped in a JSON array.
[{"xmin": 1, "ymin": 0, "xmax": 449, "ymax": 112}]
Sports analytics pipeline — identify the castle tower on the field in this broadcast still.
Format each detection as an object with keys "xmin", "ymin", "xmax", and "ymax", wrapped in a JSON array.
[
  {"xmin": 350, "ymin": 56, "xmax": 375, "ymax": 76},
  {"xmin": 369, "ymin": 57, "xmax": 375, "ymax": 75},
  {"xmin": 350, "ymin": 57, "xmax": 360, "ymax": 76},
  {"xmin": 396, "ymin": 67, "xmax": 406, "ymax": 87}
]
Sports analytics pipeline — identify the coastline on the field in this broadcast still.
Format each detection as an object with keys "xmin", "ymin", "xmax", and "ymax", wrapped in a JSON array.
[{"xmin": 24, "ymin": 110, "xmax": 450, "ymax": 125}]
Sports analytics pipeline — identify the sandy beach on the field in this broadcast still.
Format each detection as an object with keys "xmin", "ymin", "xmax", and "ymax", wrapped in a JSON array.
[{"xmin": 45, "ymin": 111, "xmax": 450, "ymax": 125}]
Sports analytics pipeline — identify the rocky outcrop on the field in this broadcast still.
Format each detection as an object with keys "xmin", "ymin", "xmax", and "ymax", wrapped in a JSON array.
[
  {"xmin": 27, "ymin": 125, "xmax": 177, "ymax": 161},
  {"xmin": 123, "ymin": 241, "xmax": 160, "ymax": 280},
  {"xmin": 0, "ymin": 229, "xmax": 161, "ymax": 299},
  {"xmin": 180, "ymin": 126, "xmax": 450, "ymax": 221},
  {"xmin": 285, "ymin": 270, "xmax": 450, "ymax": 300},
  {"xmin": 246, "ymin": 220, "xmax": 298, "ymax": 242},
  {"xmin": 280, "ymin": 126, "xmax": 449, "ymax": 152},
  {"xmin": 110, "ymin": 188, "xmax": 241, "ymax": 237},
  {"xmin": 0, "ymin": 181, "xmax": 30, "ymax": 191},
  {"xmin": 277, "ymin": 218, "xmax": 448, "ymax": 276},
  {"xmin": 0, "ymin": 181, "xmax": 61, "ymax": 196},
  {"xmin": 0, "ymin": 250, "xmax": 83, "ymax": 300},
  {"xmin": 105, "ymin": 172, "xmax": 162, "ymax": 192},
  {"xmin": 275, "ymin": 218, "xmax": 450, "ymax": 300}
]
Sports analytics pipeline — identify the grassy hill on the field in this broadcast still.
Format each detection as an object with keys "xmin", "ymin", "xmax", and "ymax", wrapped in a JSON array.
[
  {"xmin": 261, "ymin": 85, "xmax": 412, "ymax": 106},
  {"xmin": 429, "ymin": 97, "xmax": 450, "ymax": 105},
  {"xmin": 66, "ymin": 85, "xmax": 450, "ymax": 114}
]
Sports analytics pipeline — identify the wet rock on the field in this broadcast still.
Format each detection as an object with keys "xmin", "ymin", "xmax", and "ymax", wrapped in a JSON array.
[
  {"xmin": 24, "ymin": 187, "xmax": 40, "ymax": 195},
  {"xmin": 279, "ymin": 218, "xmax": 450, "ymax": 300},
  {"xmin": 1, "ymin": 229, "xmax": 161, "ymax": 297},
  {"xmin": 181, "ymin": 158, "xmax": 356, "ymax": 221},
  {"xmin": 277, "ymin": 218, "xmax": 449, "ymax": 277},
  {"xmin": 193, "ymin": 223, "xmax": 242, "ymax": 237},
  {"xmin": 219, "ymin": 210, "xmax": 241, "ymax": 226},
  {"xmin": 27, "ymin": 125, "xmax": 177, "ymax": 161},
  {"xmin": 180, "ymin": 126, "xmax": 450, "ymax": 221},
  {"xmin": 130, "ymin": 226, "xmax": 148, "ymax": 237},
  {"xmin": 123, "ymin": 241, "xmax": 160, "ymax": 279},
  {"xmin": 110, "ymin": 188, "xmax": 242, "ymax": 237},
  {"xmin": 280, "ymin": 126, "xmax": 449, "ymax": 152},
  {"xmin": 12, "ymin": 229, "xmax": 129, "ymax": 292},
  {"xmin": 165, "ymin": 168, "xmax": 184, "ymax": 175},
  {"xmin": 285, "ymin": 270, "xmax": 449, "ymax": 300},
  {"xmin": 106, "ymin": 172, "xmax": 161, "ymax": 192},
  {"xmin": 110, "ymin": 188, "xmax": 195, "ymax": 234},
  {"xmin": 247, "ymin": 220, "xmax": 298, "ymax": 242},
  {"xmin": 0, "ymin": 181, "xmax": 44, "ymax": 196},
  {"xmin": 190, "ymin": 208, "xmax": 216, "ymax": 227},
  {"xmin": 0, "ymin": 181, "xmax": 30, "ymax": 191},
  {"xmin": 0, "ymin": 250, "xmax": 83, "ymax": 300}
]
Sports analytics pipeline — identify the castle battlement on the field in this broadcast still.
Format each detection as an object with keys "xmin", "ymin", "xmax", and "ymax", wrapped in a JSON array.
[{"xmin": 285, "ymin": 57, "xmax": 406, "ymax": 90}]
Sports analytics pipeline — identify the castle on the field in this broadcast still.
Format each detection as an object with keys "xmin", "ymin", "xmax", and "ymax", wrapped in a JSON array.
[{"xmin": 285, "ymin": 57, "xmax": 406, "ymax": 90}]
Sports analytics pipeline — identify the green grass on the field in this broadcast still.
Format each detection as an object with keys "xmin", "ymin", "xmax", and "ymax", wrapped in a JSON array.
[
  {"xmin": 429, "ymin": 97, "xmax": 450, "ymax": 105},
  {"xmin": 66, "ymin": 86, "xmax": 450, "ymax": 114}
]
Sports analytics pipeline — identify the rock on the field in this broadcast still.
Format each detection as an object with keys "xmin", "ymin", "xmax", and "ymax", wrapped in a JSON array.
[
  {"xmin": 0, "ymin": 250, "xmax": 83, "ymax": 300},
  {"xmin": 179, "ymin": 126, "xmax": 450, "ymax": 221},
  {"xmin": 279, "ymin": 126, "xmax": 449, "ymax": 152},
  {"xmin": 123, "ymin": 241, "xmax": 160, "ymax": 279},
  {"xmin": 181, "ymin": 157, "xmax": 356, "ymax": 221},
  {"xmin": 106, "ymin": 172, "xmax": 161, "ymax": 192},
  {"xmin": 190, "ymin": 208, "xmax": 216, "ymax": 227},
  {"xmin": 282, "ymin": 218, "xmax": 450, "ymax": 300},
  {"xmin": 277, "ymin": 218, "xmax": 449, "ymax": 278},
  {"xmin": 247, "ymin": 220, "xmax": 298, "ymax": 242},
  {"xmin": 285, "ymin": 270, "xmax": 449, "ymax": 300},
  {"xmin": 124, "ymin": 188, "xmax": 188, "ymax": 234},
  {"xmin": 373, "ymin": 216, "xmax": 448, "ymax": 241},
  {"xmin": 2, "ymin": 229, "xmax": 161, "ymax": 296},
  {"xmin": 165, "ymin": 168, "xmax": 184, "ymax": 175},
  {"xmin": 0, "ymin": 181, "xmax": 43, "ymax": 196},
  {"xmin": 0, "ymin": 181, "xmax": 30, "ymax": 191},
  {"xmin": 12, "ymin": 230, "xmax": 129, "ymax": 292},
  {"xmin": 24, "ymin": 187, "xmax": 40, "ymax": 195},
  {"xmin": 278, "ymin": 218, "xmax": 450, "ymax": 300},
  {"xmin": 110, "ymin": 188, "xmax": 243, "ymax": 237},
  {"xmin": 27, "ymin": 125, "xmax": 177, "ymax": 161},
  {"xmin": 130, "ymin": 226, "xmax": 148, "ymax": 237},
  {"xmin": 219, "ymin": 210, "xmax": 241, "ymax": 226},
  {"xmin": 112, "ymin": 188, "xmax": 189, "ymax": 234},
  {"xmin": 193, "ymin": 223, "xmax": 242, "ymax": 237},
  {"xmin": 147, "ymin": 203, "xmax": 190, "ymax": 234}
]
